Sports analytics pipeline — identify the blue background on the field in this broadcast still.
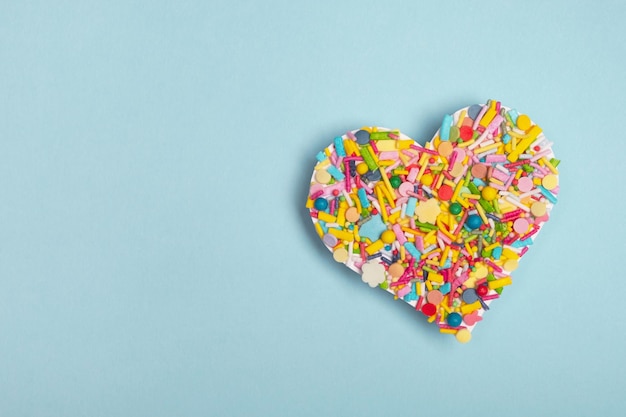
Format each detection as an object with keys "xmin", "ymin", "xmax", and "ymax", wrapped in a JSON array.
[{"xmin": 1, "ymin": 1, "xmax": 624, "ymax": 416}]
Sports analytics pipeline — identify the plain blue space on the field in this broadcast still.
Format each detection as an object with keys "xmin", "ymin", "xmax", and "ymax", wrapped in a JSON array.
[{"xmin": 1, "ymin": 1, "xmax": 625, "ymax": 416}]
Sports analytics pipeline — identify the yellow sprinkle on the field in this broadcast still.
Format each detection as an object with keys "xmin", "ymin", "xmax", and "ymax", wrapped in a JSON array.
[
  {"xmin": 488, "ymin": 277, "xmax": 512, "ymax": 289},
  {"xmin": 400, "ymin": 245, "xmax": 406, "ymax": 261},
  {"xmin": 451, "ymin": 180, "xmax": 464, "ymax": 203},
  {"xmin": 461, "ymin": 193, "xmax": 481, "ymax": 200},
  {"xmin": 461, "ymin": 301, "xmax": 482, "ymax": 314},
  {"xmin": 378, "ymin": 180, "xmax": 396, "ymax": 208},
  {"xmin": 365, "ymin": 239, "xmax": 385, "ymax": 255},
  {"xmin": 328, "ymin": 228, "xmax": 354, "ymax": 242},
  {"xmin": 314, "ymin": 222, "xmax": 324, "ymax": 238},
  {"xmin": 353, "ymin": 225, "xmax": 360, "ymax": 242},
  {"xmin": 457, "ymin": 139, "xmax": 474, "ymax": 148},
  {"xmin": 474, "ymin": 142, "xmax": 501, "ymax": 154},
  {"xmin": 353, "ymin": 193, "xmax": 362, "ymax": 213},
  {"xmin": 456, "ymin": 197, "xmax": 470, "ymax": 209},
  {"xmin": 378, "ymin": 160, "xmax": 395, "ymax": 166},
  {"xmin": 388, "ymin": 211, "xmax": 400, "ymax": 224},
  {"xmin": 397, "ymin": 140, "xmax": 413, "ymax": 150},
  {"xmin": 508, "ymin": 125, "xmax": 542, "ymax": 162},
  {"xmin": 542, "ymin": 157, "xmax": 559, "ymax": 175},
  {"xmin": 305, "ymin": 198, "xmax": 314, "ymax": 209},
  {"xmin": 336, "ymin": 203, "xmax": 347, "ymax": 226},
  {"xmin": 439, "ymin": 246, "xmax": 450, "ymax": 267},
  {"xmin": 436, "ymin": 218, "xmax": 456, "ymax": 240},
  {"xmin": 427, "ymin": 314, "xmax": 437, "ymax": 323},
  {"xmin": 402, "ymin": 226, "xmax": 425, "ymax": 235},
  {"xmin": 476, "ymin": 203, "xmax": 489, "ymax": 225},
  {"xmin": 375, "ymin": 186, "xmax": 388, "ymax": 222},
  {"xmin": 441, "ymin": 298, "xmax": 451, "ymax": 314},
  {"xmin": 456, "ymin": 110, "xmax": 467, "ymax": 127},
  {"xmin": 425, "ymin": 280, "xmax": 433, "ymax": 291},
  {"xmin": 317, "ymin": 211, "xmax": 337, "ymax": 223},
  {"xmin": 439, "ymin": 328, "xmax": 457, "ymax": 334},
  {"xmin": 485, "ymin": 242, "xmax": 500, "ymax": 252},
  {"xmin": 379, "ymin": 167, "xmax": 396, "ymax": 202},
  {"xmin": 502, "ymin": 247, "xmax": 520, "ymax": 260}
]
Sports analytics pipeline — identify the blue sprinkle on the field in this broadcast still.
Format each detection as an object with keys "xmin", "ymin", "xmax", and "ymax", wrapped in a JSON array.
[
  {"xmin": 473, "ymin": 178, "xmax": 486, "ymax": 187},
  {"xmin": 440, "ymin": 114, "xmax": 453, "ymax": 141},
  {"xmin": 334, "ymin": 136, "xmax": 346, "ymax": 157},
  {"xmin": 502, "ymin": 134, "xmax": 511, "ymax": 144},
  {"xmin": 404, "ymin": 285, "xmax": 418, "ymax": 302},
  {"xmin": 538, "ymin": 185, "xmax": 557, "ymax": 204},
  {"xmin": 367, "ymin": 253, "xmax": 382, "ymax": 260},
  {"xmin": 404, "ymin": 242, "xmax": 421, "ymax": 258},
  {"xmin": 316, "ymin": 151, "xmax": 327, "ymax": 162},
  {"xmin": 357, "ymin": 188, "xmax": 370, "ymax": 208},
  {"xmin": 492, "ymin": 246, "xmax": 502, "ymax": 260},
  {"xmin": 440, "ymin": 282, "xmax": 451, "ymax": 295},
  {"xmin": 406, "ymin": 197, "xmax": 417, "ymax": 216},
  {"xmin": 508, "ymin": 109, "xmax": 520, "ymax": 125},
  {"xmin": 319, "ymin": 220, "xmax": 328, "ymax": 234},
  {"xmin": 326, "ymin": 165, "xmax": 345, "ymax": 181}
]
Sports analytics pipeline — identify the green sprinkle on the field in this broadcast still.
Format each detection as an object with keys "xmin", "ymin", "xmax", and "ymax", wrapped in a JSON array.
[
  {"xmin": 478, "ymin": 198, "xmax": 495, "ymax": 213},
  {"xmin": 360, "ymin": 146, "xmax": 378, "ymax": 171},
  {"xmin": 370, "ymin": 132, "xmax": 390, "ymax": 140}
]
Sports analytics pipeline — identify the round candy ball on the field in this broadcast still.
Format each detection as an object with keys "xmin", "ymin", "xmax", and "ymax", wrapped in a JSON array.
[
  {"xmin": 381, "ymin": 230, "xmax": 396, "ymax": 244},
  {"xmin": 447, "ymin": 312, "xmax": 463, "ymax": 327},
  {"xmin": 481, "ymin": 186, "xmax": 498, "ymax": 201},
  {"xmin": 449, "ymin": 202, "xmax": 462, "ymax": 215},
  {"xmin": 476, "ymin": 284, "xmax": 489, "ymax": 297},
  {"xmin": 314, "ymin": 198, "xmax": 329, "ymax": 211},
  {"xmin": 466, "ymin": 214, "xmax": 482, "ymax": 230},
  {"xmin": 389, "ymin": 175, "xmax": 402, "ymax": 189}
]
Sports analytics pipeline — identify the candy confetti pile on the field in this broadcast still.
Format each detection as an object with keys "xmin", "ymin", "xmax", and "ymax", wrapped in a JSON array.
[{"xmin": 306, "ymin": 100, "xmax": 560, "ymax": 343}]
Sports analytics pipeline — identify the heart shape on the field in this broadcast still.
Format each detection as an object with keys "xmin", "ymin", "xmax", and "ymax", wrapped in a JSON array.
[{"xmin": 306, "ymin": 100, "xmax": 560, "ymax": 343}]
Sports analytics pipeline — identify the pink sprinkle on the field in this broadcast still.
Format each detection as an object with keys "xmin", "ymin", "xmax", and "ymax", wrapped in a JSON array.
[
  {"xmin": 489, "ymin": 182, "xmax": 507, "ymax": 191},
  {"xmin": 482, "ymin": 294, "xmax": 499, "ymax": 301},
  {"xmin": 484, "ymin": 259, "xmax": 502, "ymax": 273},
  {"xmin": 472, "ymin": 105, "xmax": 488, "ymax": 130},
  {"xmin": 407, "ymin": 167, "xmax": 419, "ymax": 182},
  {"xmin": 346, "ymin": 131, "xmax": 356, "ymax": 140},
  {"xmin": 388, "ymin": 133, "xmax": 399, "ymax": 139},
  {"xmin": 439, "ymin": 324, "xmax": 467, "ymax": 330},
  {"xmin": 448, "ymin": 152, "xmax": 457, "ymax": 169},
  {"xmin": 310, "ymin": 190, "xmax": 324, "ymax": 199},
  {"xmin": 369, "ymin": 140, "xmax": 379, "ymax": 154},
  {"xmin": 415, "ymin": 235, "xmax": 424, "ymax": 252},
  {"xmin": 396, "ymin": 285, "xmax": 411, "ymax": 298},
  {"xmin": 490, "ymin": 169, "xmax": 509, "ymax": 182},
  {"xmin": 415, "ymin": 296, "xmax": 424, "ymax": 311},
  {"xmin": 393, "ymin": 224, "xmax": 407, "ymax": 245},
  {"xmin": 485, "ymin": 154, "xmax": 507, "ymax": 163},
  {"xmin": 379, "ymin": 151, "xmax": 399, "ymax": 160},
  {"xmin": 486, "ymin": 114, "xmax": 504, "ymax": 134}
]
